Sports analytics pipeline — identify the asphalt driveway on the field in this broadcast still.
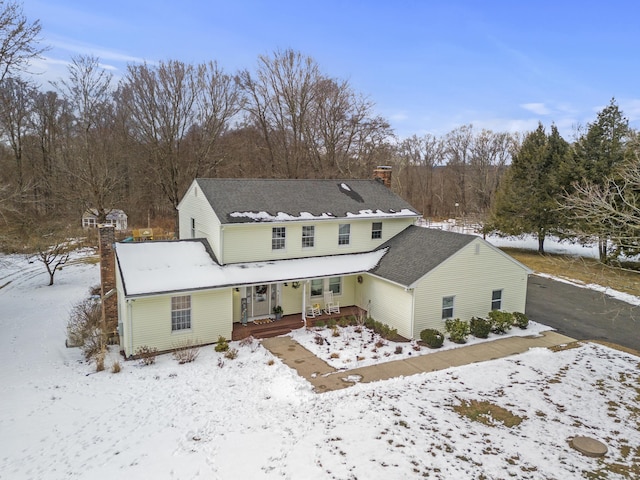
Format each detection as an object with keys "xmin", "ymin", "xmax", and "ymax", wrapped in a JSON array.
[{"xmin": 526, "ymin": 275, "xmax": 639, "ymax": 351}]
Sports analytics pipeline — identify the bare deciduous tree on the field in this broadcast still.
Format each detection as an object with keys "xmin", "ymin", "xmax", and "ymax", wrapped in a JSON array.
[
  {"xmin": 394, "ymin": 133, "xmax": 444, "ymax": 217},
  {"xmin": 27, "ymin": 225, "xmax": 74, "ymax": 285},
  {"xmin": 468, "ymin": 129, "xmax": 516, "ymax": 214},
  {"xmin": 563, "ymin": 155, "xmax": 640, "ymax": 258},
  {"xmin": 0, "ymin": 0, "xmax": 46, "ymax": 81},
  {"xmin": 0, "ymin": 76, "xmax": 36, "ymax": 190},
  {"xmin": 119, "ymin": 60, "xmax": 240, "ymax": 231},
  {"xmin": 53, "ymin": 55, "xmax": 122, "ymax": 223},
  {"xmin": 238, "ymin": 49, "xmax": 392, "ymax": 179}
]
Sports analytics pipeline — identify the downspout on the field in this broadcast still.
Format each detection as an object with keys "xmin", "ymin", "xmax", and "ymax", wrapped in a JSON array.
[
  {"xmin": 220, "ymin": 226, "xmax": 225, "ymax": 265},
  {"xmin": 410, "ymin": 288, "xmax": 416, "ymax": 340},
  {"xmin": 302, "ymin": 282, "xmax": 307, "ymax": 328},
  {"xmin": 128, "ymin": 299, "xmax": 134, "ymax": 358}
]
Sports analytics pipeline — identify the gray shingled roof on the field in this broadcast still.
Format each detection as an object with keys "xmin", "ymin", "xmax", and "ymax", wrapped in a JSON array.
[
  {"xmin": 194, "ymin": 178, "xmax": 419, "ymax": 224},
  {"xmin": 370, "ymin": 226, "xmax": 476, "ymax": 286}
]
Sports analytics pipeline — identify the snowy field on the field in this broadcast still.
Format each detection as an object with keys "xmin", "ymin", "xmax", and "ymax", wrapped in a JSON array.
[{"xmin": 1, "ymin": 246, "xmax": 640, "ymax": 479}]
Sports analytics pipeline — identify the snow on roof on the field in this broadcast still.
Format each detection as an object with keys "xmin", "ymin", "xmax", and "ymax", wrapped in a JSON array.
[
  {"xmin": 229, "ymin": 211, "xmax": 336, "ymax": 221},
  {"xmin": 115, "ymin": 241, "xmax": 387, "ymax": 297},
  {"xmin": 229, "ymin": 208, "xmax": 417, "ymax": 222},
  {"xmin": 345, "ymin": 208, "xmax": 416, "ymax": 218}
]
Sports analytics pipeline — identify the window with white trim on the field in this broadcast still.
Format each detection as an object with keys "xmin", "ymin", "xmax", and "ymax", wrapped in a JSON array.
[
  {"xmin": 328, "ymin": 277, "xmax": 341, "ymax": 295},
  {"xmin": 272, "ymin": 227, "xmax": 286, "ymax": 250},
  {"xmin": 442, "ymin": 296, "xmax": 454, "ymax": 319},
  {"xmin": 171, "ymin": 295, "xmax": 191, "ymax": 331},
  {"xmin": 302, "ymin": 225, "xmax": 315, "ymax": 248},
  {"xmin": 310, "ymin": 279, "xmax": 323, "ymax": 297},
  {"xmin": 372, "ymin": 222, "xmax": 382, "ymax": 239},
  {"xmin": 491, "ymin": 289, "xmax": 502, "ymax": 310},
  {"xmin": 338, "ymin": 224, "xmax": 350, "ymax": 245}
]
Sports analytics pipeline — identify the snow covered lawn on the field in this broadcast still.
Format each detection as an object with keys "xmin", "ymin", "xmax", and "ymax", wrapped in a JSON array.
[{"xmin": 1, "ymin": 252, "xmax": 639, "ymax": 479}]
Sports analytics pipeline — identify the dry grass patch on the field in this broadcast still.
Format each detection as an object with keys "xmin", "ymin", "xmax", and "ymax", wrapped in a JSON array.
[
  {"xmin": 501, "ymin": 248, "xmax": 640, "ymax": 297},
  {"xmin": 453, "ymin": 399, "xmax": 525, "ymax": 428},
  {"xmin": 548, "ymin": 341, "xmax": 584, "ymax": 353}
]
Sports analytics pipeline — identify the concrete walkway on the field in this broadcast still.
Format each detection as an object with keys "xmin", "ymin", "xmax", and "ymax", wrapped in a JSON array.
[{"xmin": 261, "ymin": 331, "xmax": 576, "ymax": 393}]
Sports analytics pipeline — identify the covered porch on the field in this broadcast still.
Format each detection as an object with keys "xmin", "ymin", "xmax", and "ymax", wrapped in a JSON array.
[{"xmin": 232, "ymin": 305, "xmax": 363, "ymax": 340}]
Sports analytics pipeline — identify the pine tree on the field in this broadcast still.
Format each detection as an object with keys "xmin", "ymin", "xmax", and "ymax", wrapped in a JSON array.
[
  {"xmin": 488, "ymin": 123, "xmax": 571, "ymax": 253},
  {"xmin": 570, "ymin": 98, "xmax": 631, "ymax": 261}
]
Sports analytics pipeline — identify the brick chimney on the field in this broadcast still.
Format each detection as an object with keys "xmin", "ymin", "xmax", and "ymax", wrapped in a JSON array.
[
  {"xmin": 373, "ymin": 165, "xmax": 392, "ymax": 188},
  {"xmin": 98, "ymin": 225, "xmax": 118, "ymax": 335}
]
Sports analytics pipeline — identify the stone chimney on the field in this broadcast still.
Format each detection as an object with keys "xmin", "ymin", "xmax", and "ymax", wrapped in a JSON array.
[
  {"xmin": 98, "ymin": 225, "xmax": 118, "ymax": 335},
  {"xmin": 373, "ymin": 165, "xmax": 392, "ymax": 188}
]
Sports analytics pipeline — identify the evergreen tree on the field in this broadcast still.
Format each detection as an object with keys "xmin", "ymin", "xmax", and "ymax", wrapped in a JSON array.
[
  {"xmin": 488, "ymin": 123, "xmax": 571, "ymax": 253},
  {"xmin": 570, "ymin": 98, "xmax": 631, "ymax": 261}
]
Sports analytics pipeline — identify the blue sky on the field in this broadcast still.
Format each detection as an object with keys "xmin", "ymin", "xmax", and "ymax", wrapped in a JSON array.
[{"xmin": 23, "ymin": 0, "xmax": 640, "ymax": 140}]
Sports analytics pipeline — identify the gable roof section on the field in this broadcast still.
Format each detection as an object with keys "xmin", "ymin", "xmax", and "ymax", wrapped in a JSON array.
[
  {"xmin": 370, "ymin": 226, "xmax": 477, "ymax": 287},
  {"xmin": 193, "ymin": 178, "xmax": 419, "ymax": 224}
]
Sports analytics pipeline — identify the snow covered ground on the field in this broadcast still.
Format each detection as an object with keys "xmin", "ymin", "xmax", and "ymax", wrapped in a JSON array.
[{"xmin": 1, "ymin": 246, "xmax": 639, "ymax": 479}]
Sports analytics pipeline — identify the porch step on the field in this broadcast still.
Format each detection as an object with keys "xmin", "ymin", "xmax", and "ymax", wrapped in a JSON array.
[
  {"xmin": 233, "ymin": 325, "xmax": 297, "ymax": 340},
  {"xmin": 231, "ymin": 306, "xmax": 362, "ymax": 341}
]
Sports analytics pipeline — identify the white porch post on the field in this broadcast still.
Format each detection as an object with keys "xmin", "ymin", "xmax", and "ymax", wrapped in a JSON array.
[{"xmin": 302, "ymin": 281, "xmax": 307, "ymax": 327}]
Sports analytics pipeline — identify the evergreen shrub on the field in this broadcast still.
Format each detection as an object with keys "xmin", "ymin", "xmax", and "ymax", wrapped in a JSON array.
[
  {"xmin": 420, "ymin": 328, "xmax": 444, "ymax": 348},
  {"xmin": 512, "ymin": 312, "xmax": 529, "ymax": 329},
  {"xmin": 488, "ymin": 310, "xmax": 514, "ymax": 334},
  {"xmin": 470, "ymin": 316, "xmax": 492, "ymax": 338},
  {"xmin": 444, "ymin": 318, "xmax": 470, "ymax": 344},
  {"xmin": 214, "ymin": 336, "xmax": 229, "ymax": 352}
]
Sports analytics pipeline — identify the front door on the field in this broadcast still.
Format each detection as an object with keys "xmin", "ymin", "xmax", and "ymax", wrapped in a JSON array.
[{"xmin": 252, "ymin": 284, "xmax": 270, "ymax": 317}]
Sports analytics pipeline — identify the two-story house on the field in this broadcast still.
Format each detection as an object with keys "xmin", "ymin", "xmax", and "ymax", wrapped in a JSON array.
[{"xmin": 113, "ymin": 171, "xmax": 531, "ymax": 358}]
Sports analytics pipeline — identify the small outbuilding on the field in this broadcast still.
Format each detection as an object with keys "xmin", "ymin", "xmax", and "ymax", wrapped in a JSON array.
[{"xmin": 82, "ymin": 208, "xmax": 128, "ymax": 231}]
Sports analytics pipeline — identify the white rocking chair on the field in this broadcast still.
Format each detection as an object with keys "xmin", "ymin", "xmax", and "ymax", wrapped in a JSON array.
[
  {"xmin": 323, "ymin": 292, "xmax": 340, "ymax": 315},
  {"xmin": 307, "ymin": 303, "xmax": 321, "ymax": 318}
]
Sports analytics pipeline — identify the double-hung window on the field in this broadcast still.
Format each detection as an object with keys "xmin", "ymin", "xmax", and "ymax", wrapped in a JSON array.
[
  {"xmin": 371, "ymin": 222, "xmax": 382, "ymax": 239},
  {"xmin": 491, "ymin": 289, "xmax": 502, "ymax": 310},
  {"xmin": 442, "ymin": 296, "xmax": 454, "ymax": 319},
  {"xmin": 302, "ymin": 225, "xmax": 315, "ymax": 248},
  {"xmin": 171, "ymin": 295, "xmax": 191, "ymax": 331},
  {"xmin": 310, "ymin": 279, "xmax": 323, "ymax": 297},
  {"xmin": 272, "ymin": 227, "xmax": 286, "ymax": 250},
  {"xmin": 328, "ymin": 277, "xmax": 341, "ymax": 295},
  {"xmin": 338, "ymin": 224, "xmax": 350, "ymax": 245}
]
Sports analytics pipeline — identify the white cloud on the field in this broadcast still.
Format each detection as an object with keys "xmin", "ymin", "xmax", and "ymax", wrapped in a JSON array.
[{"xmin": 520, "ymin": 102, "xmax": 550, "ymax": 115}]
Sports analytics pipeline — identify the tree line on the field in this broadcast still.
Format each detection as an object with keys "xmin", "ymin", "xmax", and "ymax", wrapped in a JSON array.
[{"xmin": 0, "ymin": 45, "xmax": 518, "ymax": 236}]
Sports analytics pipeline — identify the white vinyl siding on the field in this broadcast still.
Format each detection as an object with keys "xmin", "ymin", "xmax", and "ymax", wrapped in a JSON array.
[
  {"xmin": 121, "ymin": 289, "xmax": 232, "ymax": 358},
  {"xmin": 177, "ymin": 181, "xmax": 222, "ymax": 258},
  {"xmin": 220, "ymin": 217, "xmax": 416, "ymax": 264},
  {"xmin": 360, "ymin": 276, "xmax": 413, "ymax": 339},
  {"xmin": 412, "ymin": 238, "xmax": 529, "ymax": 339}
]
